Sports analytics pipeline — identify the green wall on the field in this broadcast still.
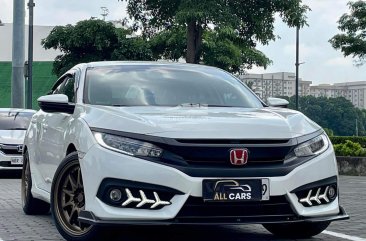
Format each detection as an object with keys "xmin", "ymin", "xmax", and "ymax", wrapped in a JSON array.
[{"xmin": 0, "ymin": 61, "xmax": 57, "ymax": 109}]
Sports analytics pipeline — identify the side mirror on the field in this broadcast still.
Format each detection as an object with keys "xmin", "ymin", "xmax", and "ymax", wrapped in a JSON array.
[
  {"xmin": 267, "ymin": 97, "xmax": 289, "ymax": 108},
  {"xmin": 38, "ymin": 94, "xmax": 75, "ymax": 114}
]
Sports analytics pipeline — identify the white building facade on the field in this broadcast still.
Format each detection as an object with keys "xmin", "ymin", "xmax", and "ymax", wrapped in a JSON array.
[
  {"xmin": 241, "ymin": 72, "xmax": 366, "ymax": 109},
  {"xmin": 310, "ymin": 82, "xmax": 366, "ymax": 109},
  {"xmin": 240, "ymin": 72, "xmax": 312, "ymax": 100},
  {"xmin": 0, "ymin": 23, "xmax": 61, "ymax": 61}
]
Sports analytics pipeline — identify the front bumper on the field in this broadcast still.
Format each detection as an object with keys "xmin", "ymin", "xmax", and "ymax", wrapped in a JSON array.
[
  {"xmin": 0, "ymin": 151, "xmax": 23, "ymax": 170},
  {"xmin": 80, "ymin": 143, "xmax": 348, "ymax": 223}
]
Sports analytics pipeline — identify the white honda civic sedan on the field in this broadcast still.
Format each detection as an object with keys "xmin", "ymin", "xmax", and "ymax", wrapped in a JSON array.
[{"xmin": 22, "ymin": 62, "xmax": 348, "ymax": 241}]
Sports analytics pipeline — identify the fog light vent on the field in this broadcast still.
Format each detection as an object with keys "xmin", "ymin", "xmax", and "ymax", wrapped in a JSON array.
[{"xmin": 97, "ymin": 178, "xmax": 183, "ymax": 210}]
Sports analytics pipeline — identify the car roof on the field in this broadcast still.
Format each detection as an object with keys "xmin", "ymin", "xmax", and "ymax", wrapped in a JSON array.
[{"xmin": 81, "ymin": 61, "xmax": 220, "ymax": 71}]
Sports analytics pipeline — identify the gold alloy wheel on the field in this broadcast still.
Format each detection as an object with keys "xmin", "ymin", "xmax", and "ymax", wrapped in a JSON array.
[{"xmin": 54, "ymin": 162, "xmax": 91, "ymax": 236}]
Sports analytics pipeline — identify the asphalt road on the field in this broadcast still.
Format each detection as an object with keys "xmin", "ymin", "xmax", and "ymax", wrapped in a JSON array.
[{"xmin": 0, "ymin": 173, "xmax": 365, "ymax": 241}]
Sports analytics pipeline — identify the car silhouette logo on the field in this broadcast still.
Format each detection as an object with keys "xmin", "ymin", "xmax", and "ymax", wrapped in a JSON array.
[
  {"xmin": 230, "ymin": 148, "xmax": 249, "ymax": 165},
  {"xmin": 214, "ymin": 180, "xmax": 252, "ymax": 192}
]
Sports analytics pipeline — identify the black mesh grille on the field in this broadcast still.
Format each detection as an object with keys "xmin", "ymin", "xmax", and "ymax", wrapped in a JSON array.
[
  {"xmin": 0, "ymin": 161, "xmax": 22, "ymax": 167},
  {"xmin": 176, "ymin": 196, "xmax": 295, "ymax": 220},
  {"xmin": 161, "ymin": 145, "xmax": 292, "ymax": 167},
  {"xmin": 0, "ymin": 145, "xmax": 22, "ymax": 155},
  {"xmin": 175, "ymin": 139, "xmax": 290, "ymax": 145}
]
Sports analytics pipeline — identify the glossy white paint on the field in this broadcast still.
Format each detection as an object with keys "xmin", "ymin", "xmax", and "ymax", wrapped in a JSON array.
[
  {"xmin": 23, "ymin": 62, "xmax": 339, "ymax": 222},
  {"xmin": 267, "ymin": 97, "xmax": 290, "ymax": 107},
  {"xmin": 0, "ymin": 130, "xmax": 26, "ymax": 145},
  {"xmin": 82, "ymin": 105, "xmax": 320, "ymax": 138},
  {"xmin": 37, "ymin": 94, "xmax": 69, "ymax": 104}
]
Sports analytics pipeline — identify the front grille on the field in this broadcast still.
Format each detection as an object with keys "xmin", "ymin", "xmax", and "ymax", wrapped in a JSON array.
[
  {"xmin": 0, "ymin": 144, "xmax": 22, "ymax": 155},
  {"xmin": 156, "ymin": 138, "xmax": 296, "ymax": 168},
  {"xmin": 175, "ymin": 139, "xmax": 290, "ymax": 145},
  {"xmin": 0, "ymin": 149, "xmax": 21, "ymax": 155},
  {"xmin": 161, "ymin": 145, "xmax": 292, "ymax": 167},
  {"xmin": 176, "ymin": 196, "xmax": 295, "ymax": 221},
  {"xmin": 0, "ymin": 161, "xmax": 22, "ymax": 167}
]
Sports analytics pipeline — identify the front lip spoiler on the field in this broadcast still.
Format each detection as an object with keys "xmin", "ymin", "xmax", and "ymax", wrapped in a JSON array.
[{"xmin": 78, "ymin": 206, "xmax": 349, "ymax": 226}]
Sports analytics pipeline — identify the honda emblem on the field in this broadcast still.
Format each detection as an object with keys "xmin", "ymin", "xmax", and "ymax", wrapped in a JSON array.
[
  {"xmin": 17, "ymin": 145, "xmax": 23, "ymax": 153},
  {"xmin": 230, "ymin": 149, "xmax": 249, "ymax": 165}
]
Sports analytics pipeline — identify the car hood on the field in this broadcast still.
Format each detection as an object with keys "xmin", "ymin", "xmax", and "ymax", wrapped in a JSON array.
[
  {"xmin": 80, "ymin": 105, "xmax": 321, "ymax": 139},
  {"xmin": 0, "ymin": 130, "xmax": 26, "ymax": 145}
]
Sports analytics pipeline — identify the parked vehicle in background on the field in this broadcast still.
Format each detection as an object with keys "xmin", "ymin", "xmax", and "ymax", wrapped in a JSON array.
[
  {"xmin": 22, "ymin": 62, "xmax": 348, "ymax": 241},
  {"xmin": 0, "ymin": 109, "xmax": 36, "ymax": 171}
]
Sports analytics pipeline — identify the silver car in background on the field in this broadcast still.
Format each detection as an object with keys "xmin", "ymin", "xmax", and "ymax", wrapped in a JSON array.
[{"xmin": 0, "ymin": 109, "xmax": 36, "ymax": 170}]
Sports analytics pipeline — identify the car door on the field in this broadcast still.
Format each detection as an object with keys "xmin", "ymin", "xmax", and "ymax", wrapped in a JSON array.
[{"xmin": 37, "ymin": 73, "xmax": 77, "ymax": 192}]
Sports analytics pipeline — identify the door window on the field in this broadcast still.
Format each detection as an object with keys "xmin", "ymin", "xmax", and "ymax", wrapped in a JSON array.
[{"xmin": 52, "ymin": 75, "xmax": 76, "ymax": 103}]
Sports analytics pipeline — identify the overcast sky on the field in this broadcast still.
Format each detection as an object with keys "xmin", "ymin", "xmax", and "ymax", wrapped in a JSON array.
[{"xmin": 0, "ymin": 0, "xmax": 364, "ymax": 85}]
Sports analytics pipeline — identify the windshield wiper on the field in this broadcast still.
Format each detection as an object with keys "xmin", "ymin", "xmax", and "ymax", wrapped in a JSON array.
[
  {"xmin": 7, "ymin": 128, "xmax": 27, "ymax": 130},
  {"xmin": 178, "ymin": 103, "xmax": 235, "ymax": 107},
  {"xmin": 112, "ymin": 104, "xmax": 129, "ymax": 107},
  {"xmin": 179, "ymin": 103, "xmax": 207, "ymax": 107},
  {"xmin": 206, "ymin": 104, "xmax": 236, "ymax": 107}
]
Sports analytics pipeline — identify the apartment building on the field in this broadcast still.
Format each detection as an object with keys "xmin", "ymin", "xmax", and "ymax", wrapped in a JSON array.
[
  {"xmin": 310, "ymin": 82, "xmax": 366, "ymax": 109},
  {"xmin": 240, "ymin": 72, "xmax": 312, "ymax": 99},
  {"xmin": 241, "ymin": 72, "xmax": 366, "ymax": 109}
]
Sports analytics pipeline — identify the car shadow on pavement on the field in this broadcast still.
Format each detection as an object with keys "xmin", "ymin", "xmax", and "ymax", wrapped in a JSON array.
[
  {"xmin": 0, "ymin": 170, "xmax": 21, "ymax": 179},
  {"xmin": 105, "ymin": 225, "xmax": 283, "ymax": 241}
]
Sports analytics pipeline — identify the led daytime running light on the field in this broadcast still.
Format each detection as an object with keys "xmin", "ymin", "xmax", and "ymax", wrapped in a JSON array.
[{"xmin": 94, "ymin": 132, "xmax": 163, "ymax": 157}]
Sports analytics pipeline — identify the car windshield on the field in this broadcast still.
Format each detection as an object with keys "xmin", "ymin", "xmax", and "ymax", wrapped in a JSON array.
[
  {"xmin": 84, "ymin": 65, "xmax": 263, "ymax": 108},
  {"xmin": 0, "ymin": 111, "xmax": 34, "ymax": 130}
]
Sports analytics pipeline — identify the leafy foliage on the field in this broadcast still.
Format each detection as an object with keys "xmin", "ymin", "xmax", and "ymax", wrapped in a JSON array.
[
  {"xmin": 112, "ymin": 28, "xmax": 154, "ymax": 61},
  {"xmin": 330, "ymin": 136, "xmax": 366, "ymax": 147},
  {"xmin": 329, "ymin": 1, "xmax": 366, "ymax": 65},
  {"xmin": 333, "ymin": 140, "xmax": 366, "ymax": 156},
  {"xmin": 149, "ymin": 26, "xmax": 187, "ymax": 61},
  {"xmin": 123, "ymin": 0, "xmax": 309, "ymax": 72},
  {"xmin": 324, "ymin": 128, "xmax": 334, "ymax": 137},
  {"xmin": 201, "ymin": 28, "xmax": 272, "ymax": 73},
  {"xmin": 42, "ymin": 19, "xmax": 153, "ymax": 77},
  {"xmin": 244, "ymin": 80, "xmax": 255, "ymax": 91},
  {"xmin": 280, "ymin": 95, "xmax": 366, "ymax": 136}
]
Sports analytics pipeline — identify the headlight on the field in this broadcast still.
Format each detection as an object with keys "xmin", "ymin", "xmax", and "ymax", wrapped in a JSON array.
[
  {"xmin": 294, "ymin": 134, "xmax": 329, "ymax": 157},
  {"xmin": 93, "ymin": 132, "xmax": 163, "ymax": 157}
]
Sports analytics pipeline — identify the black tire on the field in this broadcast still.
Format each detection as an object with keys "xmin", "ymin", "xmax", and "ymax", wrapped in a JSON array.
[
  {"xmin": 263, "ymin": 221, "xmax": 330, "ymax": 239},
  {"xmin": 51, "ymin": 152, "xmax": 103, "ymax": 241},
  {"xmin": 21, "ymin": 150, "xmax": 50, "ymax": 215}
]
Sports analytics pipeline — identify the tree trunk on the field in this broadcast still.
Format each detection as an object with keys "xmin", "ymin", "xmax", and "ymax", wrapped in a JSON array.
[{"xmin": 186, "ymin": 20, "xmax": 203, "ymax": 64}]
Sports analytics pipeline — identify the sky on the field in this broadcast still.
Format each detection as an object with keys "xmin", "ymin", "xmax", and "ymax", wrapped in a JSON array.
[{"xmin": 0, "ymin": 0, "xmax": 364, "ymax": 85}]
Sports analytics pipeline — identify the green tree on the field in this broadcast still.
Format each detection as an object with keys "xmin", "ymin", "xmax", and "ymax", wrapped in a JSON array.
[
  {"xmin": 112, "ymin": 28, "xmax": 154, "ymax": 61},
  {"xmin": 287, "ymin": 95, "xmax": 366, "ymax": 136},
  {"xmin": 329, "ymin": 1, "xmax": 366, "ymax": 65},
  {"xmin": 42, "ymin": 19, "xmax": 153, "ymax": 76},
  {"xmin": 123, "ymin": 0, "xmax": 309, "ymax": 72},
  {"xmin": 244, "ymin": 80, "xmax": 254, "ymax": 91}
]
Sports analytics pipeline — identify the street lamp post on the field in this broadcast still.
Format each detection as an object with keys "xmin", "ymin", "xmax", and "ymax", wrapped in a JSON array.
[
  {"xmin": 295, "ymin": 26, "xmax": 300, "ymax": 110},
  {"xmin": 27, "ymin": 0, "xmax": 35, "ymax": 109},
  {"xmin": 11, "ymin": 0, "xmax": 25, "ymax": 108}
]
